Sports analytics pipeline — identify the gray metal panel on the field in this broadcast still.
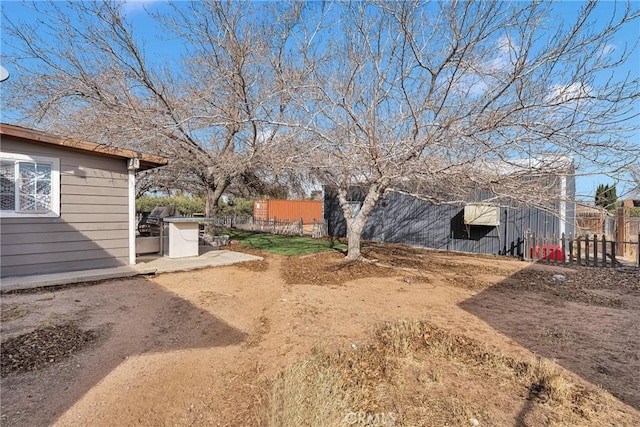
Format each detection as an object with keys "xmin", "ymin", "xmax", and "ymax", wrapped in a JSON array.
[
  {"xmin": 1, "ymin": 138, "xmax": 130, "ymax": 277},
  {"xmin": 325, "ymin": 186, "xmax": 568, "ymax": 257}
]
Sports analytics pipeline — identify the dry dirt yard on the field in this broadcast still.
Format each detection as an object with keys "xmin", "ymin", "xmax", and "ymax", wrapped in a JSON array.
[{"xmin": 1, "ymin": 242, "xmax": 639, "ymax": 426}]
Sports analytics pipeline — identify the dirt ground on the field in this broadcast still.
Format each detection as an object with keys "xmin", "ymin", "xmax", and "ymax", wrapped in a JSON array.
[{"xmin": 1, "ymin": 242, "xmax": 639, "ymax": 426}]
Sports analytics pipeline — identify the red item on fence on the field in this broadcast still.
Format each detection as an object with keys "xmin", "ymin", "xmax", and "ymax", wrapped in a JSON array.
[{"xmin": 530, "ymin": 244, "xmax": 565, "ymax": 261}]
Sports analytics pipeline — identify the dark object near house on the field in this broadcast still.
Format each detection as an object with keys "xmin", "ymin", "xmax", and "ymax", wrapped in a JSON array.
[{"xmin": 138, "ymin": 206, "xmax": 178, "ymax": 236}]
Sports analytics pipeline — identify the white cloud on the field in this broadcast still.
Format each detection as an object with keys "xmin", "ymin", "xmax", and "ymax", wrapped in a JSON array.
[
  {"xmin": 488, "ymin": 35, "xmax": 516, "ymax": 73},
  {"xmin": 548, "ymin": 82, "xmax": 593, "ymax": 105},
  {"xmin": 460, "ymin": 75, "xmax": 489, "ymax": 97},
  {"xmin": 453, "ymin": 35, "xmax": 517, "ymax": 98},
  {"xmin": 597, "ymin": 43, "xmax": 616, "ymax": 60},
  {"xmin": 121, "ymin": 0, "xmax": 158, "ymax": 15}
]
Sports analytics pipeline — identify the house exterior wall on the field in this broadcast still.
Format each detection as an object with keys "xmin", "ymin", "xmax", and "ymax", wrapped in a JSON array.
[
  {"xmin": 1, "ymin": 136, "xmax": 130, "ymax": 277},
  {"xmin": 325, "ymin": 182, "xmax": 576, "ymax": 257}
]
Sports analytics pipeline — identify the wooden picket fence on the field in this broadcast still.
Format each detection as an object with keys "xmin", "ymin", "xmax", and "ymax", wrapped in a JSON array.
[
  {"xmin": 197, "ymin": 215, "xmax": 330, "ymax": 238},
  {"xmin": 231, "ymin": 217, "xmax": 304, "ymax": 236},
  {"xmin": 524, "ymin": 232, "xmax": 640, "ymax": 268}
]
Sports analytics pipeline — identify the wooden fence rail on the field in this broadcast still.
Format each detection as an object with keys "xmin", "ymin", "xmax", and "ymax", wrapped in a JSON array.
[
  {"xmin": 524, "ymin": 232, "xmax": 640, "ymax": 267},
  {"xmin": 202, "ymin": 215, "xmax": 329, "ymax": 238}
]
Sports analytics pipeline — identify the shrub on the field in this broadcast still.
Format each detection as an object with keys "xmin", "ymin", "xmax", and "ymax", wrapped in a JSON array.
[
  {"xmin": 217, "ymin": 198, "xmax": 254, "ymax": 217},
  {"xmin": 136, "ymin": 195, "xmax": 255, "ymax": 217},
  {"xmin": 136, "ymin": 195, "xmax": 205, "ymax": 216}
]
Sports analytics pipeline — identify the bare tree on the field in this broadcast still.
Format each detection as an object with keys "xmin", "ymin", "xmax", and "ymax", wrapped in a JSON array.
[
  {"xmin": 3, "ymin": 1, "xmax": 638, "ymax": 260},
  {"xmin": 297, "ymin": 1, "xmax": 639, "ymax": 260},
  {"xmin": 2, "ymin": 1, "xmax": 305, "ymax": 215}
]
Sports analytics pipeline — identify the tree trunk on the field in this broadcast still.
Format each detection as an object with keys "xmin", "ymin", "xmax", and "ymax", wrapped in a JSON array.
[
  {"xmin": 205, "ymin": 187, "xmax": 220, "ymax": 218},
  {"xmin": 338, "ymin": 181, "xmax": 388, "ymax": 261},
  {"xmin": 345, "ymin": 217, "xmax": 365, "ymax": 261},
  {"xmin": 204, "ymin": 180, "xmax": 229, "ymax": 235},
  {"xmin": 205, "ymin": 179, "xmax": 229, "ymax": 218}
]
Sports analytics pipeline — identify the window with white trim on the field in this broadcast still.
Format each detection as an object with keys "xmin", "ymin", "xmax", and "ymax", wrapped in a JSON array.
[{"xmin": 0, "ymin": 153, "xmax": 60, "ymax": 217}]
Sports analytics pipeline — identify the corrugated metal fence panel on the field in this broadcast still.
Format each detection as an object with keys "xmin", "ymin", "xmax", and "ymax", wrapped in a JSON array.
[
  {"xmin": 325, "ymin": 188, "xmax": 568, "ymax": 257},
  {"xmin": 253, "ymin": 199, "xmax": 323, "ymax": 224},
  {"xmin": 254, "ymin": 200, "xmax": 269, "ymax": 221}
]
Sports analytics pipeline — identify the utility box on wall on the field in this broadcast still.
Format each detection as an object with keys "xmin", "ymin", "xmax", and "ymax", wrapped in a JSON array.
[{"xmin": 463, "ymin": 203, "xmax": 500, "ymax": 227}]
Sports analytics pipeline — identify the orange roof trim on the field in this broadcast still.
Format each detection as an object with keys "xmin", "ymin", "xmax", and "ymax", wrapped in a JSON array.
[{"xmin": 0, "ymin": 123, "xmax": 168, "ymax": 170}]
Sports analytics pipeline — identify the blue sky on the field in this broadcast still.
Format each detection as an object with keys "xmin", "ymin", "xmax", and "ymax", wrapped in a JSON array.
[
  {"xmin": 1, "ymin": 0, "xmax": 638, "ymax": 202},
  {"xmin": 543, "ymin": 1, "xmax": 639, "ymax": 201}
]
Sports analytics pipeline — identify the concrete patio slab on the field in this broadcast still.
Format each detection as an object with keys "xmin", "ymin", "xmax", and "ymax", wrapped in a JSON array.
[
  {"xmin": 134, "ymin": 248, "xmax": 262, "ymax": 274},
  {"xmin": 0, "ymin": 248, "xmax": 262, "ymax": 292}
]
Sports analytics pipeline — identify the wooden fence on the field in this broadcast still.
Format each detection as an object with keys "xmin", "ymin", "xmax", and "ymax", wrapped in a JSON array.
[
  {"xmin": 524, "ymin": 232, "xmax": 640, "ymax": 267},
  {"xmin": 203, "ymin": 216, "xmax": 331, "ymax": 237},
  {"xmin": 241, "ymin": 218, "xmax": 304, "ymax": 236}
]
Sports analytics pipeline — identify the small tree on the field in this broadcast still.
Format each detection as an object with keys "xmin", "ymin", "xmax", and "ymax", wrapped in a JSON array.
[
  {"xmin": 605, "ymin": 185, "xmax": 619, "ymax": 213},
  {"xmin": 595, "ymin": 184, "xmax": 608, "ymax": 208},
  {"xmin": 595, "ymin": 184, "xmax": 619, "ymax": 212}
]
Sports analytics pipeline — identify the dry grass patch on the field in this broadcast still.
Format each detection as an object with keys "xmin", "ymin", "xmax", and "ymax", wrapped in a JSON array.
[
  {"xmin": 268, "ymin": 320, "xmax": 638, "ymax": 426},
  {"xmin": 537, "ymin": 326, "xmax": 576, "ymax": 346},
  {"xmin": 269, "ymin": 351, "xmax": 356, "ymax": 427},
  {"xmin": 0, "ymin": 304, "xmax": 29, "ymax": 322}
]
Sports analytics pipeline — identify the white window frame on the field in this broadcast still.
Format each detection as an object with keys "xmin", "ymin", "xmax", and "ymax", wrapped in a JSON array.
[{"xmin": 0, "ymin": 152, "xmax": 60, "ymax": 218}]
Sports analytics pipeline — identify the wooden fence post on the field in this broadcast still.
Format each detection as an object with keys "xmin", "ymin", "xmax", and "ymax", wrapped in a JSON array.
[
  {"xmin": 568, "ymin": 233, "xmax": 573, "ymax": 265},
  {"xmin": 523, "ymin": 232, "xmax": 640, "ymax": 269},
  {"xmin": 543, "ymin": 234, "xmax": 548, "ymax": 264},
  {"xmin": 611, "ymin": 239, "xmax": 616, "ymax": 266},
  {"xmin": 585, "ymin": 234, "xmax": 591, "ymax": 267},
  {"xmin": 577, "ymin": 235, "xmax": 582, "ymax": 266}
]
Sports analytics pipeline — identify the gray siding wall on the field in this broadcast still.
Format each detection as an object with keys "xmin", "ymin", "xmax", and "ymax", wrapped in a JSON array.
[
  {"xmin": 325, "ymin": 185, "xmax": 575, "ymax": 257},
  {"xmin": 1, "ymin": 137, "xmax": 130, "ymax": 277}
]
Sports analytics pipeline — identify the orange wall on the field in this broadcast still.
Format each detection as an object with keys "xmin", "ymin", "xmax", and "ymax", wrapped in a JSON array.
[{"xmin": 253, "ymin": 199, "xmax": 323, "ymax": 224}]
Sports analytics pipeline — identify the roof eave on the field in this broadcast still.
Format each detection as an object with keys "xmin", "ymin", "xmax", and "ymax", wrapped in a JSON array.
[{"xmin": 0, "ymin": 123, "xmax": 168, "ymax": 170}]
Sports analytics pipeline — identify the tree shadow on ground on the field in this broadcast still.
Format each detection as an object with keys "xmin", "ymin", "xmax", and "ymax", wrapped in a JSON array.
[
  {"xmin": 0, "ymin": 276, "xmax": 247, "ymax": 427},
  {"xmin": 459, "ymin": 265, "xmax": 640, "ymax": 411}
]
